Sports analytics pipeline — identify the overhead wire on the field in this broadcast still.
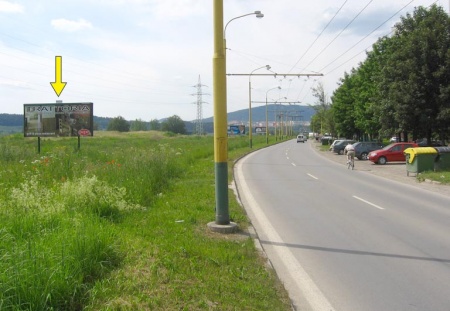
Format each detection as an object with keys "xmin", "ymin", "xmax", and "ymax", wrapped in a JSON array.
[
  {"xmin": 287, "ymin": 0, "xmax": 349, "ymax": 74},
  {"xmin": 321, "ymin": 0, "xmax": 439, "ymax": 75},
  {"xmin": 319, "ymin": 0, "xmax": 416, "ymax": 73},
  {"xmin": 300, "ymin": 0, "xmax": 375, "ymax": 72}
]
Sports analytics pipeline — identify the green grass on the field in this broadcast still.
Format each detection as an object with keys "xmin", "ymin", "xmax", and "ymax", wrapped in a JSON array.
[
  {"xmin": 417, "ymin": 171, "xmax": 450, "ymax": 184},
  {"xmin": 0, "ymin": 132, "xmax": 292, "ymax": 310}
]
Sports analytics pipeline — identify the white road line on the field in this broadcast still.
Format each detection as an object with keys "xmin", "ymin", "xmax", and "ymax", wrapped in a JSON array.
[
  {"xmin": 292, "ymin": 162, "xmax": 296, "ymax": 167},
  {"xmin": 236, "ymin": 159, "xmax": 334, "ymax": 311},
  {"xmin": 353, "ymin": 196, "xmax": 385, "ymax": 210},
  {"xmin": 307, "ymin": 173, "xmax": 319, "ymax": 180}
]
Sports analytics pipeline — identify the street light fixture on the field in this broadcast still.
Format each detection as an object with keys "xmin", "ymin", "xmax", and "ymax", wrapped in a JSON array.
[
  {"xmin": 266, "ymin": 86, "xmax": 281, "ymax": 144},
  {"xmin": 249, "ymin": 64, "xmax": 270, "ymax": 148},
  {"xmin": 224, "ymin": 11, "xmax": 264, "ymax": 38},
  {"xmin": 209, "ymin": 3, "xmax": 264, "ymax": 233}
]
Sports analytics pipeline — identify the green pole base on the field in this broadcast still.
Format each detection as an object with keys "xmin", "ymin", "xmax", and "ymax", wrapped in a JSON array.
[{"xmin": 207, "ymin": 221, "xmax": 238, "ymax": 234}]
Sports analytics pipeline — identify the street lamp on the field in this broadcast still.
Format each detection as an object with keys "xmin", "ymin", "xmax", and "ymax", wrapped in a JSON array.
[
  {"xmin": 224, "ymin": 11, "xmax": 264, "ymax": 38},
  {"xmin": 249, "ymin": 65, "xmax": 270, "ymax": 148},
  {"xmin": 266, "ymin": 86, "xmax": 281, "ymax": 144},
  {"xmin": 209, "ymin": 3, "xmax": 264, "ymax": 233}
]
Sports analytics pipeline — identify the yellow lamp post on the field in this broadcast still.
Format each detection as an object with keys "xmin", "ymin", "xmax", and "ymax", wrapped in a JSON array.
[{"xmin": 208, "ymin": 1, "xmax": 263, "ymax": 233}]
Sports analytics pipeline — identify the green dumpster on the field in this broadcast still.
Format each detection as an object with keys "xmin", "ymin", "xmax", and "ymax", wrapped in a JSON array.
[
  {"xmin": 321, "ymin": 138, "xmax": 331, "ymax": 145},
  {"xmin": 434, "ymin": 146, "xmax": 450, "ymax": 171},
  {"xmin": 404, "ymin": 147, "xmax": 437, "ymax": 176}
]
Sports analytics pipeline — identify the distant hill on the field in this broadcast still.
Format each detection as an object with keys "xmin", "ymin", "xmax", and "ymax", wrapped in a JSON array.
[
  {"xmin": 0, "ymin": 114, "xmax": 113, "ymax": 131},
  {"xmin": 0, "ymin": 105, "xmax": 315, "ymax": 135},
  {"xmin": 0, "ymin": 113, "xmax": 22, "ymax": 126},
  {"xmin": 203, "ymin": 104, "xmax": 315, "ymax": 124}
]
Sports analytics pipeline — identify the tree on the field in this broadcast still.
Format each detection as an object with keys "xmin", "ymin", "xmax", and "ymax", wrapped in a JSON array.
[
  {"xmin": 311, "ymin": 82, "xmax": 334, "ymax": 135},
  {"xmin": 380, "ymin": 5, "xmax": 450, "ymax": 143},
  {"xmin": 130, "ymin": 119, "xmax": 148, "ymax": 131},
  {"xmin": 107, "ymin": 116, "xmax": 130, "ymax": 132},
  {"xmin": 161, "ymin": 115, "xmax": 186, "ymax": 134},
  {"xmin": 149, "ymin": 119, "xmax": 161, "ymax": 131},
  {"xmin": 331, "ymin": 72, "xmax": 358, "ymax": 138},
  {"xmin": 330, "ymin": 4, "xmax": 450, "ymax": 144}
]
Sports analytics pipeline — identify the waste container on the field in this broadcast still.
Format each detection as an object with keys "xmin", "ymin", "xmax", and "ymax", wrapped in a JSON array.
[
  {"xmin": 434, "ymin": 146, "xmax": 450, "ymax": 171},
  {"xmin": 321, "ymin": 138, "xmax": 331, "ymax": 145},
  {"xmin": 404, "ymin": 147, "xmax": 437, "ymax": 176}
]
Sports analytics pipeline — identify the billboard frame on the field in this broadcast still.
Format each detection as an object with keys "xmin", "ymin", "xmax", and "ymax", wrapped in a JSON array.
[{"xmin": 24, "ymin": 102, "xmax": 93, "ymax": 138}]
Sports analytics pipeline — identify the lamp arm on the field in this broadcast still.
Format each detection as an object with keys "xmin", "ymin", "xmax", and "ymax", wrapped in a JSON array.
[{"xmin": 224, "ymin": 11, "xmax": 262, "ymax": 39}]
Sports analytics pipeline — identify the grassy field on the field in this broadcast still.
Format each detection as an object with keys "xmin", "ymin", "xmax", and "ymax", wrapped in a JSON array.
[{"xmin": 0, "ymin": 132, "xmax": 292, "ymax": 310}]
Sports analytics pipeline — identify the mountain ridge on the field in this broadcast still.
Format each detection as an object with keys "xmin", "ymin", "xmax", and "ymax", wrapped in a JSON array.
[{"xmin": 0, "ymin": 104, "xmax": 314, "ymax": 134}]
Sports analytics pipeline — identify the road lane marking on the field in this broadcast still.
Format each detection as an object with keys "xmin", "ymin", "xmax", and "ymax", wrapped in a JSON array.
[
  {"xmin": 353, "ymin": 196, "xmax": 385, "ymax": 210},
  {"xmin": 292, "ymin": 162, "xmax": 296, "ymax": 167},
  {"xmin": 236, "ymin": 160, "xmax": 334, "ymax": 311},
  {"xmin": 307, "ymin": 173, "xmax": 319, "ymax": 180}
]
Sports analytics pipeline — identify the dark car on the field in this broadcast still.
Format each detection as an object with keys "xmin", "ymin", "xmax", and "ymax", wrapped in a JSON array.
[
  {"xmin": 368, "ymin": 142, "xmax": 418, "ymax": 165},
  {"xmin": 416, "ymin": 138, "xmax": 443, "ymax": 147},
  {"xmin": 332, "ymin": 140, "xmax": 356, "ymax": 155},
  {"xmin": 353, "ymin": 141, "xmax": 384, "ymax": 160}
]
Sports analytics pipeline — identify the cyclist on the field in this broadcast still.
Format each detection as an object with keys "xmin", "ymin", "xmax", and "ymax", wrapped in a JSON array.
[{"xmin": 344, "ymin": 143, "xmax": 355, "ymax": 169}]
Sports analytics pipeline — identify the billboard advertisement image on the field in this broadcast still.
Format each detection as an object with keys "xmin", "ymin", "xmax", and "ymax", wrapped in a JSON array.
[
  {"xmin": 24, "ymin": 103, "xmax": 93, "ymax": 137},
  {"xmin": 228, "ymin": 125, "xmax": 245, "ymax": 135}
]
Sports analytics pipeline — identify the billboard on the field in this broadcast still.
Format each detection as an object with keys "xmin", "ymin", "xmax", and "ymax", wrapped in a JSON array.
[
  {"xmin": 24, "ymin": 103, "xmax": 93, "ymax": 137},
  {"xmin": 228, "ymin": 125, "xmax": 245, "ymax": 135},
  {"xmin": 255, "ymin": 126, "xmax": 266, "ymax": 135}
]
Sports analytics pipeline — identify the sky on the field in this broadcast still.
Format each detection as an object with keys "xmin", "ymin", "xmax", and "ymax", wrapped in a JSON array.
[{"xmin": 0, "ymin": 0, "xmax": 447, "ymax": 122}]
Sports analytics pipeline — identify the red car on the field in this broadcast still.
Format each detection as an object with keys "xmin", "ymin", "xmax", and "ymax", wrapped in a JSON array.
[{"xmin": 368, "ymin": 142, "xmax": 418, "ymax": 165}]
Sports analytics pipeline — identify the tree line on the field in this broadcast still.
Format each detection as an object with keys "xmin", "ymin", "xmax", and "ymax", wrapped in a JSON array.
[
  {"xmin": 311, "ymin": 4, "xmax": 450, "ymax": 144},
  {"xmin": 107, "ymin": 115, "xmax": 186, "ymax": 134}
]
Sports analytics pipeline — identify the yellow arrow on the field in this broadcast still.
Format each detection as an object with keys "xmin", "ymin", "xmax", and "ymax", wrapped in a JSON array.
[{"xmin": 50, "ymin": 56, "xmax": 67, "ymax": 97}]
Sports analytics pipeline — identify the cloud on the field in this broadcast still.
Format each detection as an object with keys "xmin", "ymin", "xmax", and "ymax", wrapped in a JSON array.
[
  {"xmin": 0, "ymin": 78, "xmax": 32, "ymax": 90},
  {"xmin": 151, "ymin": 0, "xmax": 206, "ymax": 20},
  {"xmin": 51, "ymin": 18, "xmax": 93, "ymax": 32},
  {"xmin": 0, "ymin": 0, "xmax": 24, "ymax": 13}
]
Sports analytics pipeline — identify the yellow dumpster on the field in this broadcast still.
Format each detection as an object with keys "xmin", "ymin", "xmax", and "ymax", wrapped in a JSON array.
[{"xmin": 404, "ymin": 147, "xmax": 437, "ymax": 176}]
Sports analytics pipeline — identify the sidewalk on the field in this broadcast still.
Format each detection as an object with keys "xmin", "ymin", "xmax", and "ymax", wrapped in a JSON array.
[{"xmin": 309, "ymin": 139, "xmax": 450, "ymax": 197}]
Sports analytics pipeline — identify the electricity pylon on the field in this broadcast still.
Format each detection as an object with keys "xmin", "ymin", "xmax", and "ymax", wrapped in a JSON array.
[{"xmin": 192, "ymin": 75, "xmax": 209, "ymax": 135}]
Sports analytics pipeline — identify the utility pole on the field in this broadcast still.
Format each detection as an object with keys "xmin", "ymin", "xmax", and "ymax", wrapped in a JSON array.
[{"xmin": 192, "ymin": 75, "xmax": 209, "ymax": 136}]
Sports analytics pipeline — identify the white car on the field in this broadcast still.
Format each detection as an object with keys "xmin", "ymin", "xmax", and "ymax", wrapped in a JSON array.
[
  {"xmin": 296, "ymin": 134, "xmax": 306, "ymax": 143},
  {"xmin": 329, "ymin": 139, "xmax": 343, "ymax": 151}
]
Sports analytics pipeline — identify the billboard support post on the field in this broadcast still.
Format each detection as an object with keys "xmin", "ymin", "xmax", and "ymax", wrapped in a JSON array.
[{"xmin": 38, "ymin": 137, "xmax": 41, "ymax": 154}]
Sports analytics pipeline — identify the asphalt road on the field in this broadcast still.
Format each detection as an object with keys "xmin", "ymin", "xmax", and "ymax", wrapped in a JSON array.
[{"xmin": 234, "ymin": 139, "xmax": 450, "ymax": 311}]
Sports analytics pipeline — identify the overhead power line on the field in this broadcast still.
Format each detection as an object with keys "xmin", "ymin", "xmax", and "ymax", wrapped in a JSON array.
[
  {"xmin": 288, "ymin": 0, "xmax": 349, "ymax": 73},
  {"xmin": 319, "ymin": 0, "xmax": 415, "ymax": 73},
  {"xmin": 301, "ymin": 0, "xmax": 375, "ymax": 72}
]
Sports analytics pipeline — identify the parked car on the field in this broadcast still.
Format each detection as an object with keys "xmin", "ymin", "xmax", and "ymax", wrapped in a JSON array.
[
  {"xmin": 389, "ymin": 136, "xmax": 398, "ymax": 143},
  {"xmin": 332, "ymin": 140, "xmax": 356, "ymax": 155},
  {"xmin": 368, "ymin": 142, "xmax": 418, "ymax": 165},
  {"xmin": 416, "ymin": 138, "xmax": 443, "ymax": 147},
  {"xmin": 296, "ymin": 134, "xmax": 306, "ymax": 143},
  {"xmin": 353, "ymin": 141, "xmax": 384, "ymax": 160},
  {"xmin": 329, "ymin": 139, "xmax": 344, "ymax": 151}
]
